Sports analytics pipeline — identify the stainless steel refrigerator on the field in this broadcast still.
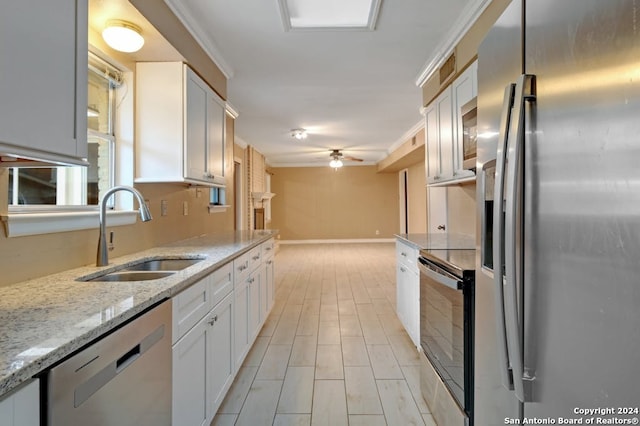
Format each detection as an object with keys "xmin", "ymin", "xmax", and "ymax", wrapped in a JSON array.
[{"xmin": 475, "ymin": 0, "xmax": 640, "ymax": 424}]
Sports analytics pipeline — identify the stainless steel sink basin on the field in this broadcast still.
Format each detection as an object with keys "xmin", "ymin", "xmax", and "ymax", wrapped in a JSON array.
[
  {"xmin": 78, "ymin": 257, "xmax": 205, "ymax": 282},
  {"xmin": 123, "ymin": 258, "xmax": 203, "ymax": 272},
  {"xmin": 87, "ymin": 271, "xmax": 176, "ymax": 282}
]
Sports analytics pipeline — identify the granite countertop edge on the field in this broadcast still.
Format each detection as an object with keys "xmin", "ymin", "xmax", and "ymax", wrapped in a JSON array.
[
  {"xmin": 394, "ymin": 233, "xmax": 476, "ymax": 250},
  {"xmin": 0, "ymin": 230, "xmax": 277, "ymax": 398}
]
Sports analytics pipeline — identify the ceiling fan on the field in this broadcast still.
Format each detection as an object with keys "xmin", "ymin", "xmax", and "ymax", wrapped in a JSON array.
[{"xmin": 329, "ymin": 149, "xmax": 363, "ymax": 168}]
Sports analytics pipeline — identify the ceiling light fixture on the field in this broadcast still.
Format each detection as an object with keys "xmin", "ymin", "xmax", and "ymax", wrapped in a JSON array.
[
  {"xmin": 102, "ymin": 20, "xmax": 145, "ymax": 53},
  {"xmin": 329, "ymin": 158, "xmax": 343, "ymax": 168},
  {"xmin": 291, "ymin": 128, "xmax": 308, "ymax": 140}
]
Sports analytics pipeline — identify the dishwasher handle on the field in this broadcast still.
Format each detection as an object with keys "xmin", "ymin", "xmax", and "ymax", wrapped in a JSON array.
[{"xmin": 74, "ymin": 324, "xmax": 165, "ymax": 408}]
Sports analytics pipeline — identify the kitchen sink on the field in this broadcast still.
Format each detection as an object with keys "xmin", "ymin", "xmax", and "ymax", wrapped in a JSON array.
[
  {"xmin": 78, "ymin": 257, "xmax": 205, "ymax": 282},
  {"xmin": 86, "ymin": 271, "xmax": 176, "ymax": 282},
  {"xmin": 123, "ymin": 258, "xmax": 203, "ymax": 272}
]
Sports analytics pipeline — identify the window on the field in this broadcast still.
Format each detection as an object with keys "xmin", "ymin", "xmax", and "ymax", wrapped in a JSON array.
[{"xmin": 7, "ymin": 53, "xmax": 120, "ymax": 209}]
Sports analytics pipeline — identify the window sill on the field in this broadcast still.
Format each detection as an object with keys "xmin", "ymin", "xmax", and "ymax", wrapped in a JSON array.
[
  {"xmin": 208, "ymin": 204, "xmax": 231, "ymax": 214},
  {"xmin": 1, "ymin": 210, "xmax": 139, "ymax": 238}
]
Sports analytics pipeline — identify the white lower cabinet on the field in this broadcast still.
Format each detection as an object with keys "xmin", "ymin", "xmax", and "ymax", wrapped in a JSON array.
[
  {"xmin": 172, "ymin": 238, "xmax": 276, "ymax": 425},
  {"xmin": 0, "ymin": 379, "xmax": 39, "ymax": 426},
  {"xmin": 233, "ymin": 277, "xmax": 249, "ymax": 370},
  {"xmin": 396, "ymin": 239, "xmax": 420, "ymax": 349},
  {"xmin": 172, "ymin": 267, "xmax": 233, "ymax": 426}
]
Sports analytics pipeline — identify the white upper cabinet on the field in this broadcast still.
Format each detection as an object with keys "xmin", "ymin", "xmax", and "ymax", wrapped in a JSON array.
[
  {"xmin": 425, "ymin": 60, "xmax": 477, "ymax": 186},
  {"xmin": 136, "ymin": 62, "xmax": 226, "ymax": 187},
  {"xmin": 0, "ymin": 0, "xmax": 88, "ymax": 166}
]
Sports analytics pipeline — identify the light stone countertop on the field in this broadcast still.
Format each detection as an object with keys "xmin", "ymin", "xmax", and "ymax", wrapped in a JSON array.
[
  {"xmin": 395, "ymin": 233, "xmax": 476, "ymax": 250},
  {"xmin": 0, "ymin": 229, "xmax": 277, "ymax": 398}
]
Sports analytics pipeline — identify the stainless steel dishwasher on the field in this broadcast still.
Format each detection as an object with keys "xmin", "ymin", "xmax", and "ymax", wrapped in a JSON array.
[{"xmin": 47, "ymin": 299, "xmax": 172, "ymax": 425}]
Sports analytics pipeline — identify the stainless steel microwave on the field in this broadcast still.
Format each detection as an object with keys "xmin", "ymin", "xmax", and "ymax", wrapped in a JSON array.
[{"xmin": 461, "ymin": 98, "xmax": 477, "ymax": 170}]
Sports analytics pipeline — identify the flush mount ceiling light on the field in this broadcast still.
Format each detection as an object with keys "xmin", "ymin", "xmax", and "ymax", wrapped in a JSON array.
[
  {"xmin": 278, "ymin": 0, "xmax": 382, "ymax": 31},
  {"xmin": 291, "ymin": 128, "xmax": 308, "ymax": 140},
  {"xmin": 102, "ymin": 20, "xmax": 145, "ymax": 53}
]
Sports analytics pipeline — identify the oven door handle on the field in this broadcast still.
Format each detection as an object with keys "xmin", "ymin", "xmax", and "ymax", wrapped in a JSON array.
[{"xmin": 418, "ymin": 259, "xmax": 461, "ymax": 291}]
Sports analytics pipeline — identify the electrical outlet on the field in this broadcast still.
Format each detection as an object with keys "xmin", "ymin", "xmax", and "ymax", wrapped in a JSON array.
[
  {"xmin": 183, "ymin": 201, "xmax": 189, "ymax": 216},
  {"xmin": 195, "ymin": 188, "xmax": 202, "ymax": 198},
  {"xmin": 161, "ymin": 200, "xmax": 168, "ymax": 216}
]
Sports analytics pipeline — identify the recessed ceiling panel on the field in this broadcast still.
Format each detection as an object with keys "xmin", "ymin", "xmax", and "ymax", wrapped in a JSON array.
[{"xmin": 279, "ymin": 0, "xmax": 381, "ymax": 30}]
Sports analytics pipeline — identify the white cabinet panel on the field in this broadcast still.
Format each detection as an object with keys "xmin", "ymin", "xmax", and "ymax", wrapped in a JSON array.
[
  {"xmin": 396, "ymin": 240, "xmax": 420, "ymax": 349},
  {"xmin": 172, "ymin": 275, "xmax": 211, "ymax": 344},
  {"xmin": 207, "ymin": 293, "xmax": 234, "ymax": 415},
  {"xmin": 425, "ymin": 61, "xmax": 478, "ymax": 186},
  {"xmin": 0, "ymin": 0, "xmax": 87, "ymax": 165},
  {"xmin": 0, "ymin": 379, "xmax": 39, "ymax": 426},
  {"xmin": 135, "ymin": 63, "xmax": 225, "ymax": 187},
  {"xmin": 172, "ymin": 317, "xmax": 208, "ymax": 426},
  {"xmin": 234, "ymin": 277, "xmax": 249, "ymax": 369}
]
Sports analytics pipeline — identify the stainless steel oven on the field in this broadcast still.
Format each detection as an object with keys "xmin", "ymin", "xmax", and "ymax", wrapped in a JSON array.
[{"xmin": 419, "ymin": 249, "xmax": 475, "ymax": 424}]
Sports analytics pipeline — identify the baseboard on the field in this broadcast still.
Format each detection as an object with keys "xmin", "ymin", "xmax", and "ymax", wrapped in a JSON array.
[{"xmin": 278, "ymin": 238, "xmax": 395, "ymax": 245}]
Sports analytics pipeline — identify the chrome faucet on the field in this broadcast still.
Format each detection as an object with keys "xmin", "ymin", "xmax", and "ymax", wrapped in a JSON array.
[{"xmin": 97, "ymin": 185, "xmax": 152, "ymax": 266}]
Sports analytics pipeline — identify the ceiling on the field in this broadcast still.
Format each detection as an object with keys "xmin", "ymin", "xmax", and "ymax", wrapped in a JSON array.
[{"xmin": 90, "ymin": 0, "xmax": 479, "ymax": 167}]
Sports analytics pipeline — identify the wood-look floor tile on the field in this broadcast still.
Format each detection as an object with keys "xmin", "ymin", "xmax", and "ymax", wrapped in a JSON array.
[
  {"xmin": 344, "ymin": 366, "xmax": 383, "ymax": 415},
  {"xmin": 235, "ymin": 379, "xmax": 283, "ymax": 426},
  {"xmin": 360, "ymin": 318, "xmax": 389, "ymax": 345},
  {"xmin": 379, "ymin": 313, "xmax": 406, "ymax": 337},
  {"xmin": 211, "ymin": 413, "xmax": 238, "ymax": 426},
  {"xmin": 401, "ymin": 365, "xmax": 431, "ymax": 414},
  {"xmin": 315, "ymin": 344, "xmax": 344, "ymax": 379},
  {"xmin": 311, "ymin": 380, "xmax": 348, "ymax": 426},
  {"xmin": 243, "ymin": 336, "xmax": 271, "ymax": 367},
  {"xmin": 258, "ymin": 315, "xmax": 280, "ymax": 337},
  {"xmin": 277, "ymin": 366, "xmax": 315, "ymax": 414},
  {"xmin": 339, "ymin": 315, "xmax": 362, "ymax": 337},
  {"xmin": 387, "ymin": 334, "xmax": 420, "ymax": 366},
  {"xmin": 341, "ymin": 335, "xmax": 370, "ymax": 367},
  {"xmin": 218, "ymin": 366, "xmax": 258, "ymax": 414},
  {"xmin": 367, "ymin": 345, "xmax": 404, "ymax": 379},
  {"xmin": 376, "ymin": 379, "xmax": 425, "ymax": 426},
  {"xmin": 317, "ymin": 320, "xmax": 341, "ymax": 345},
  {"xmin": 296, "ymin": 314, "xmax": 319, "ymax": 336},
  {"xmin": 271, "ymin": 319, "xmax": 299, "ymax": 345},
  {"xmin": 319, "ymin": 303, "xmax": 339, "ymax": 322},
  {"xmin": 348, "ymin": 415, "xmax": 387, "ymax": 426},
  {"xmin": 289, "ymin": 335, "xmax": 317, "ymax": 367},
  {"xmin": 256, "ymin": 344, "xmax": 292, "ymax": 380},
  {"xmin": 372, "ymin": 298, "xmax": 396, "ymax": 316},
  {"xmin": 338, "ymin": 299, "xmax": 357, "ymax": 317},
  {"xmin": 274, "ymin": 414, "xmax": 312, "ymax": 426},
  {"xmin": 422, "ymin": 413, "xmax": 438, "ymax": 426}
]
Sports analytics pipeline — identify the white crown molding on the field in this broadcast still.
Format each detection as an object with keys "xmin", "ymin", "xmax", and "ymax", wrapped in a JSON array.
[
  {"xmin": 163, "ymin": 0, "xmax": 234, "ymax": 79},
  {"xmin": 234, "ymin": 136, "xmax": 248, "ymax": 149},
  {"xmin": 225, "ymin": 102, "xmax": 239, "ymax": 119},
  {"xmin": 386, "ymin": 119, "xmax": 425, "ymax": 155},
  {"xmin": 414, "ymin": 0, "xmax": 492, "ymax": 87}
]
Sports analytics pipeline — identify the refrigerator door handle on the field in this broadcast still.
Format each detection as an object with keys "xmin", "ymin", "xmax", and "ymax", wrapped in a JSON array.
[
  {"xmin": 504, "ymin": 74, "xmax": 535, "ymax": 403},
  {"xmin": 493, "ymin": 82, "xmax": 516, "ymax": 391}
]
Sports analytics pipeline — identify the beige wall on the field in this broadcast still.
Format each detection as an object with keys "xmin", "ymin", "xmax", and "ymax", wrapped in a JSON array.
[
  {"xmin": 447, "ymin": 184, "xmax": 476, "ymax": 236},
  {"xmin": 270, "ymin": 166, "xmax": 399, "ymax": 240},
  {"xmin": 407, "ymin": 162, "xmax": 427, "ymax": 234},
  {"xmin": 0, "ymin": 142, "xmax": 240, "ymax": 288}
]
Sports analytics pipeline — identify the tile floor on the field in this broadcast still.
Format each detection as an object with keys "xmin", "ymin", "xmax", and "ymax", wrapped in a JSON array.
[{"xmin": 212, "ymin": 243, "xmax": 436, "ymax": 426}]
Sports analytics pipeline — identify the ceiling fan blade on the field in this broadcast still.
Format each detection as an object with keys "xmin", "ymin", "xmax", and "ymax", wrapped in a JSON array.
[{"xmin": 344, "ymin": 155, "xmax": 364, "ymax": 162}]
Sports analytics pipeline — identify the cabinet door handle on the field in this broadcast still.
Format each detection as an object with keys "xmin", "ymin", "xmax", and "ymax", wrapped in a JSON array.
[
  {"xmin": 248, "ymin": 277, "xmax": 255, "ymax": 284},
  {"xmin": 265, "ymin": 247, "xmax": 272, "ymax": 251},
  {"xmin": 267, "ymin": 260, "xmax": 272, "ymax": 265},
  {"xmin": 400, "ymin": 252, "xmax": 407, "ymax": 257},
  {"xmin": 437, "ymin": 225, "xmax": 446, "ymax": 231},
  {"xmin": 208, "ymin": 315, "xmax": 218, "ymax": 325},
  {"xmin": 400, "ymin": 267, "xmax": 406, "ymax": 273},
  {"xmin": 252, "ymin": 255, "xmax": 260, "ymax": 260}
]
